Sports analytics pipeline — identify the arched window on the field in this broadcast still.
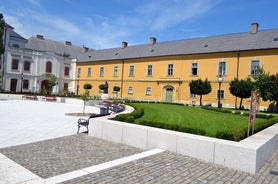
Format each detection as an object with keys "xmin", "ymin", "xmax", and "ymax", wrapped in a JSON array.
[{"xmin": 46, "ymin": 61, "xmax": 52, "ymax": 73}]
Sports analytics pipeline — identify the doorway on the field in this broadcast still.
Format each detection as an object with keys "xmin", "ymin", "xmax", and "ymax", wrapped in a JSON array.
[
  {"xmin": 165, "ymin": 87, "xmax": 173, "ymax": 102},
  {"xmin": 10, "ymin": 79, "xmax": 17, "ymax": 92}
]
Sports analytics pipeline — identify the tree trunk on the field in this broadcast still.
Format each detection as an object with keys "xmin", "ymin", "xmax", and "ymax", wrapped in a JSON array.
[
  {"xmin": 199, "ymin": 95, "xmax": 203, "ymax": 106},
  {"xmin": 239, "ymin": 98, "xmax": 243, "ymax": 109},
  {"xmin": 276, "ymin": 100, "xmax": 278, "ymax": 112},
  {"xmin": 83, "ymin": 101, "xmax": 86, "ymax": 114}
]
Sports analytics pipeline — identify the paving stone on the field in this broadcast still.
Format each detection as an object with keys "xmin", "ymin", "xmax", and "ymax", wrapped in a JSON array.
[{"xmin": 0, "ymin": 133, "xmax": 277, "ymax": 183}]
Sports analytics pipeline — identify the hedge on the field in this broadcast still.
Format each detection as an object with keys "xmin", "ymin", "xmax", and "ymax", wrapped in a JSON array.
[
  {"xmin": 216, "ymin": 116, "xmax": 278, "ymax": 141},
  {"xmin": 138, "ymin": 120, "xmax": 206, "ymax": 135}
]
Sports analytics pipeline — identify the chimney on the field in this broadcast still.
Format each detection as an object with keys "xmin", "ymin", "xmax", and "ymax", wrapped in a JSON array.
[
  {"xmin": 150, "ymin": 37, "xmax": 157, "ymax": 45},
  {"xmin": 121, "ymin": 41, "xmax": 128, "ymax": 49},
  {"xmin": 251, "ymin": 23, "xmax": 259, "ymax": 34},
  {"xmin": 83, "ymin": 45, "xmax": 89, "ymax": 53},
  {"xmin": 65, "ymin": 41, "xmax": 72, "ymax": 46},
  {"xmin": 36, "ymin": 35, "xmax": 44, "ymax": 40}
]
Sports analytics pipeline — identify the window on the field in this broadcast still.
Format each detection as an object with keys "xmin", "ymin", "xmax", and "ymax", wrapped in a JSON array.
[
  {"xmin": 23, "ymin": 80, "xmax": 29, "ymax": 89},
  {"xmin": 167, "ymin": 64, "xmax": 174, "ymax": 76},
  {"xmin": 250, "ymin": 60, "xmax": 260, "ymax": 75},
  {"xmin": 64, "ymin": 66, "xmax": 70, "ymax": 76},
  {"xmin": 12, "ymin": 59, "xmax": 19, "ymax": 70},
  {"xmin": 114, "ymin": 66, "xmax": 118, "ymax": 76},
  {"xmin": 146, "ymin": 87, "xmax": 151, "ymax": 95},
  {"xmin": 87, "ymin": 67, "xmax": 91, "ymax": 77},
  {"xmin": 191, "ymin": 62, "xmax": 198, "ymax": 76},
  {"xmin": 46, "ymin": 61, "xmax": 52, "ymax": 73},
  {"xmin": 24, "ymin": 61, "xmax": 31, "ymax": 72},
  {"xmin": 190, "ymin": 92, "xmax": 197, "ymax": 98},
  {"xmin": 64, "ymin": 83, "xmax": 68, "ymax": 91},
  {"xmin": 129, "ymin": 65, "xmax": 134, "ymax": 76},
  {"xmin": 77, "ymin": 68, "xmax": 81, "ymax": 77},
  {"xmin": 128, "ymin": 86, "xmax": 133, "ymax": 94},
  {"xmin": 12, "ymin": 44, "xmax": 19, "ymax": 48},
  {"xmin": 217, "ymin": 90, "xmax": 225, "ymax": 99},
  {"xmin": 100, "ymin": 66, "xmax": 104, "ymax": 77},
  {"xmin": 147, "ymin": 65, "xmax": 153, "ymax": 76},
  {"xmin": 218, "ymin": 61, "xmax": 226, "ymax": 76}
]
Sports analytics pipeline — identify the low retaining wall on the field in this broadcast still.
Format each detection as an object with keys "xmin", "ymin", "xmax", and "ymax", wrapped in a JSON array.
[{"xmin": 89, "ymin": 117, "xmax": 278, "ymax": 174}]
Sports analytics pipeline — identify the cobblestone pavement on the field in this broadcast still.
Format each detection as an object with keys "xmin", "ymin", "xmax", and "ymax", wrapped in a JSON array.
[
  {"xmin": 0, "ymin": 134, "xmax": 143, "ymax": 179},
  {"xmin": 1, "ymin": 134, "xmax": 277, "ymax": 184}
]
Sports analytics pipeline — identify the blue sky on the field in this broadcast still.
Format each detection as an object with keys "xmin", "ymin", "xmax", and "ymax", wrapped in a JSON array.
[{"xmin": 1, "ymin": 0, "xmax": 278, "ymax": 49}]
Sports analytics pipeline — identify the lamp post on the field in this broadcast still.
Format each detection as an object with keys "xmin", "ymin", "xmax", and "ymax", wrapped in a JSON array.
[
  {"xmin": 20, "ymin": 73, "xmax": 23, "ymax": 93},
  {"xmin": 218, "ymin": 76, "xmax": 223, "ymax": 108}
]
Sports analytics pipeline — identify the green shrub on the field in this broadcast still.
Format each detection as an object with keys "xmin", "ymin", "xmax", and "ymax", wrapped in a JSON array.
[
  {"xmin": 114, "ymin": 103, "xmax": 144, "ymax": 122},
  {"xmin": 215, "ymin": 131, "xmax": 234, "ymax": 141},
  {"xmin": 216, "ymin": 116, "xmax": 278, "ymax": 141},
  {"xmin": 114, "ymin": 114, "xmax": 128, "ymax": 121},
  {"xmin": 138, "ymin": 120, "xmax": 206, "ymax": 135},
  {"xmin": 126, "ymin": 115, "xmax": 135, "ymax": 123}
]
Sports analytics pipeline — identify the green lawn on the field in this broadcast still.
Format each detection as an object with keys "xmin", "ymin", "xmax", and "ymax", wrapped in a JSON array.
[{"xmin": 133, "ymin": 103, "xmax": 265, "ymax": 137}]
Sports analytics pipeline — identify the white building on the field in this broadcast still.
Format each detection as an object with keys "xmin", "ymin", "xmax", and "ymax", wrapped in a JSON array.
[{"xmin": 1, "ymin": 23, "xmax": 89, "ymax": 94}]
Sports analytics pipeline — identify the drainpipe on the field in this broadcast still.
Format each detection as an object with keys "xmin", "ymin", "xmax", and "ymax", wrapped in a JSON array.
[
  {"xmin": 235, "ymin": 51, "xmax": 240, "ymax": 109},
  {"xmin": 120, "ymin": 59, "xmax": 124, "ymax": 98}
]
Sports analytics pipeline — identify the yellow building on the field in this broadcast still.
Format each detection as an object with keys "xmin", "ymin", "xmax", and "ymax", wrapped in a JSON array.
[{"xmin": 76, "ymin": 23, "xmax": 278, "ymax": 110}]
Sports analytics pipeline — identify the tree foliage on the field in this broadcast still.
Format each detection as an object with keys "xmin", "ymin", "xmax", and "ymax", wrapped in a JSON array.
[
  {"xmin": 253, "ymin": 69, "xmax": 278, "ymax": 112},
  {"xmin": 83, "ymin": 83, "xmax": 92, "ymax": 90},
  {"xmin": 189, "ymin": 78, "xmax": 211, "ymax": 106},
  {"xmin": 80, "ymin": 91, "xmax": 90, "ymax": 114},
  {"xmin": 47, "ymin": 74, "xmax": 57, "ymax": 94},
  {"xmin": 229, "ymin": 78, "xmax": 254, "ymax": 109},
  {"xmin": 0, "ymin": 13, "xmax": 5, "ymax": 55}
]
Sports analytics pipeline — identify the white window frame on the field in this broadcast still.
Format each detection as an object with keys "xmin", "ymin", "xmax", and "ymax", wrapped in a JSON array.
[
  {"xmin": 87, "ymin": 67, "xmax": 91, "ymax": 77},
  {"xmin": 167, "ymin": 63, "xmax": 174, "ymax": 76},
  {"xmin": 218, "ymin": 61, "xmax": 227, "ymax": 76},
  {"xmin": 100, "ymin": 66, "xmax": 104, "ymax": 77},
  {"xmin": 250, "ymin": 60, "xmax": 260, "ymax": 75},
  {"xmin": 114, "ymin": 66, "xmax": 118, "ymax": 77},
  {"xmin": 129, "ymin": 65, "xmax": 135, "ymax": 76},
  {"xmin": 191, "ymin": 62, "xmax": 198, "ymax": 76},
  {"xmin": 146, "ymin": 87, "xmax": 151, "ymax": 95},
  {"xmin": 128, "ymin": 86, "xmax": 133, "ymax": 94},
  {"xmin": 217, "ymin": 90, "xmax": 225, "ymax": 99},
  {"xmin": 147, "ymin": 64, "xmax": 153, "ymax": 76},
  {"xmin": 190, "ymin": 92, "xmax": 197, "ymax": 98}
]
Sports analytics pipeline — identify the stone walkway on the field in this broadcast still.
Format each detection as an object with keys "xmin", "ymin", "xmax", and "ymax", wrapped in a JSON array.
[
  {"xmin": 0, "ymin": 134, "xmax": 277, "ymax": 184},
  {"xmin": 0, "ymin": 99, "xmax": 277, "ymax": 183}
]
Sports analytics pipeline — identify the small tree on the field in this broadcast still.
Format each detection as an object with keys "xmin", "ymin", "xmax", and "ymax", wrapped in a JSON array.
[
  {"xmin": 99, "ymin": 84, "xmax": 105, "ymax": 91},
  {"xmin": 253, "ymin": 69, "xmax": 278, "ymax": 112},
  {"xmin": 47, "ymin": 74, "xmax": 57, "ymax": 94},
  {"xmin": 83, "ymin": 83, "xmax": 92, "ymax": 90},
  {"xmin": 229, "ymin": 78, "xmax": 254, "ymax": 109},
  {"xmin": 80, "ymin": 91, "xmax": 90, "ymax": 114},
  {"xmin": 113, "ymin": 86, "xmax": 120, "ymax": 97},
  {"xmin": 189, "ymin": 78, "xmax": 211, "ymax": 106}
]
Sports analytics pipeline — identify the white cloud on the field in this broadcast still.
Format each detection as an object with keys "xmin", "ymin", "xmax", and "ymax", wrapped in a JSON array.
[{"xmin": 136, "ymin": 0, "xmax": 220, "ymax": 31}]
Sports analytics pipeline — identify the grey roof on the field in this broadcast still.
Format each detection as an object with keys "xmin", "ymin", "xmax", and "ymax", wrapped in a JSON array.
[
  {"xmin": 10, "ymin": 30, "xmax": 28, "ymax": 42},
  {"xmin": 77, "ymin": 29, "xmax": 278, "ymax": 62},
  {"xmin": 25, "ymin": 36, "xmax": 87, "ymax": 58}
]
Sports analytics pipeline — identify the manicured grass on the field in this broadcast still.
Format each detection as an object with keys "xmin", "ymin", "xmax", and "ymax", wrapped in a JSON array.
[{"xmin": 133, "ymin": 103, "xmax": 265, "ymax": 137}]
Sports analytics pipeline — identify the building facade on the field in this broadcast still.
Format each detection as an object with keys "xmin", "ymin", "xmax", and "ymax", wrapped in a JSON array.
[
  {"xmin": 75, "ymin": 23, "xmax": 278, "ymax": 110},
  {"xmin": 1, "ymin": 24, "xmax": 88, "ymax": 94}
]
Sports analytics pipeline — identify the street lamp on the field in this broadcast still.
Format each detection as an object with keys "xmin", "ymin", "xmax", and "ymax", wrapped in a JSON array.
[
  {"xmin": 218, "ymin": 76, "xmax": 223, "ymax": 108},
  {"xmin": 20, "ymin": 73, "xmax": 23, "ymax": 93}
]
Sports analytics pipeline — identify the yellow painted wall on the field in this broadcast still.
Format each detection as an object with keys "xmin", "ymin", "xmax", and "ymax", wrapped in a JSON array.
[{"xmin": 76, "ymin": 48, "xmax": 278, "ymax": 109}]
